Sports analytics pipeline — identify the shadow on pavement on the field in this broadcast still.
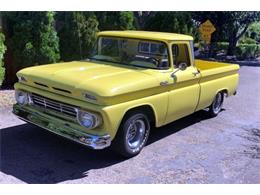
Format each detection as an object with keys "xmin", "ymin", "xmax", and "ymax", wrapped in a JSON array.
[
  {"xmin": 147, "ymin": 110, "xmax": 213, "ymax": 145},
  {"xmin": 0, "ymin": 110, "xmax": 213, "ymax": 184}
]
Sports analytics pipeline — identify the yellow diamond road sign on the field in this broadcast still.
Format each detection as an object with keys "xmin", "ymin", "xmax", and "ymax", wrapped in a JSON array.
[
  {"xmin": 199, "ymin": 19, "xmax": 216, "ymax": 35},
  {"xmin": 199, "ymin": 19, "xmax": 216, "ymax": 43},
  {"xmin": 201, "ymin": 34, "xmax": 211, "ymax": 43}
]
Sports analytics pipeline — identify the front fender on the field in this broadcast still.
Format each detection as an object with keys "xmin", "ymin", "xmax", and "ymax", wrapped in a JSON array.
[{"xmin": 102, "ymin": 92, "xmax": 169, "ymax": 139}]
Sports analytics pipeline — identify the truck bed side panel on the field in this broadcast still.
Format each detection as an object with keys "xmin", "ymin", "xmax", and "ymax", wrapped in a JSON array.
[{"xmin": 195, "ymin": 60, "xmax": 239, "ymax": 111}]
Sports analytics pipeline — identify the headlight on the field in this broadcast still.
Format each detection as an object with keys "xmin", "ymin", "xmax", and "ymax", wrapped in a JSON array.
[
  {"xmin": 15, "ymin": 90, "xmax": 29, "ymax": 105},
  {"xmin": 77, "ymin": 110, "xmax": 102, "ymax": 129}
]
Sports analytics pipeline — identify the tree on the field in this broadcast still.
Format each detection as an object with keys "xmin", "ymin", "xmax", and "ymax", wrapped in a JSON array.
[
  {"xmin": 96, "ymin": 12, "xmax": 135, "ymax": 30},
  {"xmin": 145, "ymin": 12, "xmax": 194, "ymax": 34},
  {"xmin": 144, "ymin": 12, "xmax": 197, "ymax": 38},
  {"xmin": 0, "ymin": 32, "xmax": 6, "ymax": 68},
  {"xmin": 56, "ymin": 12, "xmax": 99, "ymax": 61},
  {"xmin": 224, "ymin": 12, "xmax": 260, "ymax": 55},
  {"xmin": 0, "ymin": 31, "xmax": 6, "ymax": 86},
  {"xmin": 193, "ymin": 11, "xmax": 260, "ymax": 56},
  {"xmin": 1, "ymin": 12, "xmax": 60, "ymax": 88},
  {"xmin": 133, "ymin": 12, "xmax": 155, "ymax": 30},
  {"xmin": 242, "ymin": 22, "xmax": 260, "ymax": 43}
]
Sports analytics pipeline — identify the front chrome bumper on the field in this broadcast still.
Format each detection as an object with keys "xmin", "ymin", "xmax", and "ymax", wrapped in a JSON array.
[{"xmin": 13, "ymin": 104, "xmax": 111, "ymax": 150}]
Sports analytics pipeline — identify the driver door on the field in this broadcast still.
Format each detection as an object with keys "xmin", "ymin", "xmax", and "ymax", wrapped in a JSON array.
[{"xmin": 164, "ymin": 41, "xmax": 201, "ymax": 124}]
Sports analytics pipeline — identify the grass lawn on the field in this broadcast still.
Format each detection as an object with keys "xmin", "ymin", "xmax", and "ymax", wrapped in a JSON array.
[{"xmin": 0, "ymin": 65, "xmax": 5, "ymax": 86}]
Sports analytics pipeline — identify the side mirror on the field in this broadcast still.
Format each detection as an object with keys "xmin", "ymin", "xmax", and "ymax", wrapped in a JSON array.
[
  {"xmin": 178, "ymin": 62, "xmax": 188, "ymax": 71},
  {"xmin": 171, "ymin": 62, "xmax": 188, "ymax": 79}
]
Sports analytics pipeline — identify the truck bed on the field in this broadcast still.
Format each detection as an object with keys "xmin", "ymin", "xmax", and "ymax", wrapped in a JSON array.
[{"xmin": 195, "ymin": 59, "xmax": 240, "ymax": 77}]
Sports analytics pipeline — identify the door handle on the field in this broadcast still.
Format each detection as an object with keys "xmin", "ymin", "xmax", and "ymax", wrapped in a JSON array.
[
  {"xmin": 192, "ymin": 71, "xmax": 200, "ymax": 76},
  {"xmin": 160, "ymin": 81, "xmax": 169, "ymax": 86}
]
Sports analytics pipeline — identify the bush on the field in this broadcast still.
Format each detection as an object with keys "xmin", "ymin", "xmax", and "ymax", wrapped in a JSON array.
[
  {"xmin": 0, "ymin": 32, "xmax": 6, "ymax": 65},
  {"xmin": 4, "ymin": 12, "xmax": 60, "ymax": 68},
  {"xmin": 0, "ymin": 65, "xmax": 4, "ymax": 86},
  {"xmin": 216, "ymin": 42, "xmax": 229, "ymax": 51},
  {"xmin": 1, "ymin": 12, "xmax": 60, "ymax": 88},
  {"xmin": 0, "ymin": 32, "xmax": 6, "ymax": 85},
  {"xmin": 239, "ymin": 37, "xmax": 257, "ymax": 44},
  {"xmin": 245, "ymin": 22, "xmax": 260, "ymax": 43},
  {"xmin": 56, "ymin": 12, "xmax": 99, "ymax": 61},
  {"xmin": 204, "ymin": 41, "xmax": 260, "ymax": 59},
  {"xmin": 144, "ymin": 12, "xmax": 199, "ymax": 41},
  {"xmin": 235, "ymin": 44, "xmax": 260, "ymax": 59},
  {"xmin": 96, "ymin": 12, "xmax": 135, "ymax": 30}
]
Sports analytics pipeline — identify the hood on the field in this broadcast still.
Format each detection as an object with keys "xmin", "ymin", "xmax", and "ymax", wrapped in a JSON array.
[{"xmin": 17, "ymin": 61, "xmax": 160, "ymax": 104}]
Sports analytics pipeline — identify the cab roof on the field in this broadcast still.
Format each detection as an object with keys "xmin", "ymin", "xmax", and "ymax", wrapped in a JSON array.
[{"xmin": 98, "ymin": 31, "xmax": 193, "ymax": 42}]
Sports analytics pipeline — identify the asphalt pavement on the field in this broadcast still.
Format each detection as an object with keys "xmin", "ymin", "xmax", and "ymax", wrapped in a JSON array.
[{"xmin": 0, "ymin": 64, "xmax": 259, "ymax": 183}]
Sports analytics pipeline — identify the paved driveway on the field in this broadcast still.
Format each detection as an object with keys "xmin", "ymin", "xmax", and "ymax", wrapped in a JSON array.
[{"xmin": 0, "ymin": 64, "xmax": 259, "ymax": 183}]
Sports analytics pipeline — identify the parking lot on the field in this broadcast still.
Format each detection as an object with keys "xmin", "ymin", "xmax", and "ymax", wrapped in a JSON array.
[{"xmin": 0, "ymin": 64, "xmax": 259, "ymax": 184}]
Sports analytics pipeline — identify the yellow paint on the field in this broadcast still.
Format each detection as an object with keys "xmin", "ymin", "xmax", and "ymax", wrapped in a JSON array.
[
  {"xmin": 199, "ymin": 20, "xmax": 216, "ymax": 35},
  {"xmin": 201, "ymin": 34, "xmax": 212, "ymax": 44},
  {"xmin": 199, "ymin": 20, "xmax": 216, "ymax": 43},
  {"xmin": 98, "ymin": 31, "xmax": 193, "ymax": 41},
  {"xmin": 15, "ymin": 31, "xmax": 239, "ymax": 140}
]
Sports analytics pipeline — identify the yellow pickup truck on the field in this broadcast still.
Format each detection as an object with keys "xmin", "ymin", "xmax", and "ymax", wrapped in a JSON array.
[{"xmin": 13, "ymin": 31, "xmax": 239, "ymax": 157}]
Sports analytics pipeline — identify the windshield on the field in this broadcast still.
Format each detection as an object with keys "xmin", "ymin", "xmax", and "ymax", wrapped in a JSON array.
[{"xmin": 89, "ymin": 36, "xmax": 169, "ymax": 69}]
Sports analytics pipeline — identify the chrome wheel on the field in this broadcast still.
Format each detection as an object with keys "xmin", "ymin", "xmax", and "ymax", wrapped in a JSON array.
[
  {"xmin": 126, "ymin": 119, "xmax": 146, "ymax": 149},
  {"xmin": 112, "ymin": 112, "xmax": 151, "ymax": 158},
  {"xmin": 212, "ymin": 93, "xmax": 223, "ymax": 114}
]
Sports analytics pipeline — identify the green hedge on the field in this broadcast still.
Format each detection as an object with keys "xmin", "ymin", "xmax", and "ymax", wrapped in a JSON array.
[
  {"xmin": 216, "ymin": 42, "xmax": 229, "ymax": 51},
  {"xmin": 236, "ymin": 43, "xmax": 260, "ymax": 59},
  {"xmin": 216, "ymin": 42, "xmax": 260, "ymax": 59},
  {"xmin": 239, "ymin": 37, "xmax": 257, "ymax": 44}
]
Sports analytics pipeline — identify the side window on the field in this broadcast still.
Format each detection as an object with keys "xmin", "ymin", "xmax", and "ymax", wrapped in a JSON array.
[{"xmin": 172, "ymin": 44, "xmax": 191, "ymax": 68}]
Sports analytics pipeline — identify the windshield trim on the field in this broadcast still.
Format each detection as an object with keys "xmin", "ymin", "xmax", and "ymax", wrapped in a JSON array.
[
  {"xmin": 91, "ymin": 36, "xmax": 171, "ymax": 70},
  {"xmin": 89, "ymin": 57, "xmax": 164, "ymax": 70}
]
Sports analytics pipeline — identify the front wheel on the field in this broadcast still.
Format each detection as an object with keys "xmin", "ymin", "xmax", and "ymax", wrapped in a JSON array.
[
  {"xmin": 207, "ymin": 92, "xmax": 224, "ymax": 117},
  {"xmin": 112, "ymin": 112, "xmax": 150, "ymax": 158}
]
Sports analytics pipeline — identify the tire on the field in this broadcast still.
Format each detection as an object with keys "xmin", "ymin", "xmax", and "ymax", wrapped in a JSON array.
[
  {"xmin": 207, "ymin": 92, "xmax": 224, "ymax": 117},
  {"xmin": 112, "ymin": 112, "xmax": 151, "ymax": 158}
]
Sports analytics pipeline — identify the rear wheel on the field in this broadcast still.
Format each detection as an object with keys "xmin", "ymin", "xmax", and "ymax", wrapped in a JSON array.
[
  {"xmin": 112, "ymin": 112, "xmax": 150, "ymax": 158},
  {"xmin": 207, "ymin": 92, "xmax": 224, "ymax": 117}
]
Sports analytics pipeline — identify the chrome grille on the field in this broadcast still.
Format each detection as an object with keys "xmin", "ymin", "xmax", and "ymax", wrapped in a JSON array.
[{"xmin": 30, "ymin": 93, "xmax": 78, "ymax": 117}]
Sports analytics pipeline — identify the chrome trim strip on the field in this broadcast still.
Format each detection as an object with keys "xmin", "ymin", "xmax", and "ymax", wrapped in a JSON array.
[{"xmin": 30, "ymin": 93, "xmax": 78, "ymax": 117}]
